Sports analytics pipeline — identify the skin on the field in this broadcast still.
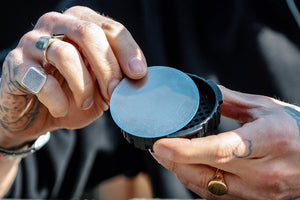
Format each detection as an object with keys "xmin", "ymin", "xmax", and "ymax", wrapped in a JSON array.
[
  {"xmin": 0, "ymin": 6, "xmax": 147, "ymax": 146},
  {"xmin": 152, "ymin": 86, "xmax": 300, "ymax": 200},
  {"xmin": 0, "ymin": 5, "xmax": 299, "ymax": 200},
  {"xmin": 0, "ymin": 6, "xmax": 147, "ymax": 197}
]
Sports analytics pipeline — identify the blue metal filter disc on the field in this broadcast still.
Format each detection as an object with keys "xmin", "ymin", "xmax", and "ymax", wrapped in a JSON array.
[{"xmin": 110, "ymin": 66, "xmax": 200, "ymax": 138}]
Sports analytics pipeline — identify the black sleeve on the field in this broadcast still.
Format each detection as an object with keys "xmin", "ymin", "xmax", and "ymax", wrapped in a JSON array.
[
  {"xmin": 4, "ymin": 112, "xmax": 146, "ymax": 199},
  {"xmin": 4, "ymin": 111, "xmax": 196, "ymax": 199}
]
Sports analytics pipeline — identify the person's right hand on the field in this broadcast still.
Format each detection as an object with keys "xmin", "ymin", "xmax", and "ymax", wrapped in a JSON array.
[
  {"xmin": 0, "ymin": 6, "xmax": 147, "ymax": 149},
  {"xmin": 152, "ymin": 86, "xmax": 300, "ymax": 200}
]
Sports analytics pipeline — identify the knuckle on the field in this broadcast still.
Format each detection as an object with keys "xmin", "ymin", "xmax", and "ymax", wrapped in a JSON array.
[
  {"xmin": 117, "ymin": 25, "xmax": 131, "ymax": 39},
  {"xmin": 76, "ymin": 21, "xmax": 103, "ymax": 39},
  {"xmin": 35, "ymin": 12, "xmax": 61, "ymax": 29},
  {"xmin": 256, "ymin": 95, "xmax": 275, "ymax": 105},
  {"xmin": 115, "ymin": 27, "xmax": 133, "ymax": 46},
  {"xmin": 19, "ymin": 31, "xmax": 35, "ymax": 47},
  {"xmin": 211, "ymin": 142, "xmax": 233, "ymax": 164},
  {"xmin": 102, "ymin": 20, "xmax": 128, "ymax": 38},
  {"xmin": 64, "ymin": 6, "xmax": 94, "ymax": 15}
]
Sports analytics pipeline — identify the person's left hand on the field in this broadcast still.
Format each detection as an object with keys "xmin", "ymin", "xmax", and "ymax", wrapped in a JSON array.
[{"xmin": 152, "ymin": 86, "xmax": 300, "ymax": 200}]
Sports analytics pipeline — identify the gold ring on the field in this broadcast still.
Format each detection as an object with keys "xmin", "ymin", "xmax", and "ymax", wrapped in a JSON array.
[
  {"xmin": 42, "ymin": 34, "xmax": 65, "ymax": 64},
  {"xmin": 208, "ymin": 169, "xmax": 228, "ymax": 196}
]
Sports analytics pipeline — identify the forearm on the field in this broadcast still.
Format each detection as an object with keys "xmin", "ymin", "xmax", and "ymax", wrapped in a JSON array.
[
  {"xmin": 0, "ymin": 127, "xmax": 50, "ymax": 198},
  {"xmin": 0, "ymin": 156, "xmax": 21, "ymax": 198},
  {"xmin": 0, "ymin": 131, "xmax": 34, "ymax": 198}
]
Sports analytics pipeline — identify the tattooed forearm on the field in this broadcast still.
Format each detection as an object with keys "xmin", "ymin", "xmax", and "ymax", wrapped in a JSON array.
[
  {"xmin": 284, "ymin": 106, "xmax": 300, "ymax": 134},
  {"xmin": 233, "ymin": 139, "xmax": 252, "ymax": 158}
]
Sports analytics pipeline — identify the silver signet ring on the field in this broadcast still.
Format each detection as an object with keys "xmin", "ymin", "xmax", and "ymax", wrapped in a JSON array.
[{"xmin": 21, "ymin": 67, "xmax": 47, "ymax": 94}]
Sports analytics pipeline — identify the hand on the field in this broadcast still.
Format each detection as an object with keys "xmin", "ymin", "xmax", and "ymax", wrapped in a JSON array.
[
  {"xmin": 152, "ymin": 86, "xmax": 300, "ymax": 200},
  {"xmin": 0, "ymin": 6, "xmax": 147, "ymax": 148}
]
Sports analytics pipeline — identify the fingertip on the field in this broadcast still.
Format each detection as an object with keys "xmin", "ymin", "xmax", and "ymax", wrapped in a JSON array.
[
  {"xmin": 153, "ymin": 140, "xmax": 178, "ymax": 162},
  {"xmin": 152, "ymin": 140, "xmax": 161, "ymax": 154},
  {"xmin": 153, "ymin": 138, "xmax": 177, "ymax": 160},
  {"xmin": 127, "ymin": 56, "xmax": 147, "ymax": 79}
]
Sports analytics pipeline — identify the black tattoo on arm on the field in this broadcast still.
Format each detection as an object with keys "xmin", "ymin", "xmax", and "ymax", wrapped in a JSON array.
[{"xmin": 233, "ymin": 139, "xmax": 252, "ymax": 158}]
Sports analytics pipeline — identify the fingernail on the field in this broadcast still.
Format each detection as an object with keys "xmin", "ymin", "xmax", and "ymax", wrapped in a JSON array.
[
  {"xmin": 153, "ymin": 144, "xmax": 172, "ymax": 159},
  {"xmin": 108, "ymin": 79, "xmax": 120, "ymax": 97},
  {"xmin": 82, "ymin": 96, "xmax": 94, "ymax": 110},
  {"xmin": 59, "ymin": 109, "xmax": 69, "ymax": 118},
  {"xmin": 53, "ymin": 108, "xmax": 68, "ymax": 118},
  {"xmin": 150, "ymin": 152, "xmax": 164, "ymax": 162},
  {"xmin": 150, "ymin": 151, "xmax": 160, "ymax": 160},
  {"xmin": 128, "ymin": 57, "xmax": 147, "ymax": 77},
  {"xmin": 102, "ymin": 102, "xmax": 109, "ymax": 111}
]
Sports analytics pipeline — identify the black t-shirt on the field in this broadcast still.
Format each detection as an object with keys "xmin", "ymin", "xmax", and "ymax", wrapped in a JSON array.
[{"xmin": 2, "ymin": 0, "xmax": 300, "ymax": 198}]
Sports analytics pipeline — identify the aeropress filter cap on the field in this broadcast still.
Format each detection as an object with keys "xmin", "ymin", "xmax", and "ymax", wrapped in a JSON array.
[{"xmin": 110, "ymin": 66, "xmax": 223, "ymax": 150}]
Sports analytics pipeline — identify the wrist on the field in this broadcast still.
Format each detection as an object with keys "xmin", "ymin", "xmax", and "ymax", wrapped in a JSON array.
[
  {"xmin": 0, "ymin": 129, "xmax": 42, "ymax": 150},
  {"xmin": 0, "ymin": 140, "xmax": 34, "ymax": 151},
  {"xmin": 0, "ymin": 132, "xmax": 51, "ymax": 161},
  {"xmin": 0, "ymin": 137, "xmax": 31, "ymax": 151}
]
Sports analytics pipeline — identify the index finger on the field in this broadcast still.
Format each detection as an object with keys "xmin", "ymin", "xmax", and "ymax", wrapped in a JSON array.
[{"xmin": 64, "ymin": 6, "xmax": 148, "ymax": 80}]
